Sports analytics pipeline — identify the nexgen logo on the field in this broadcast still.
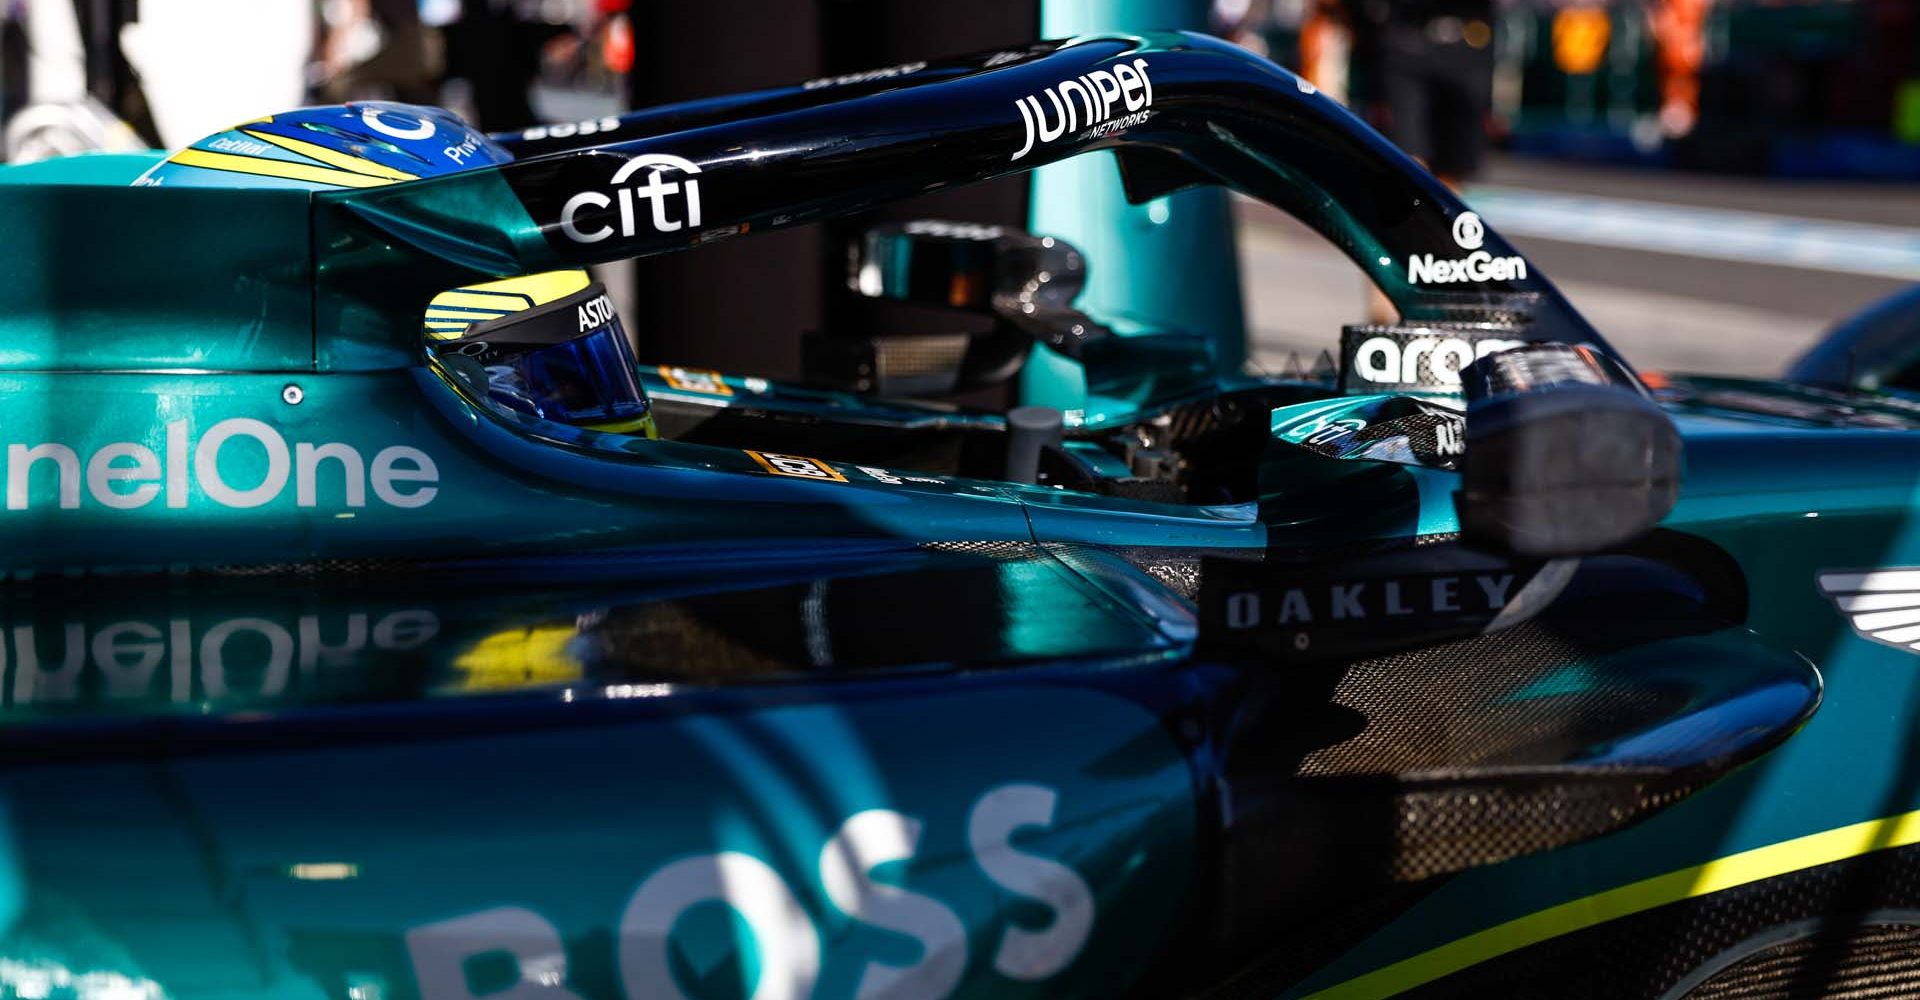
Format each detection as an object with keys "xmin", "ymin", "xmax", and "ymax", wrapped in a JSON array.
[
  {"xmin": 5, "ymin": 418, "xmax": 438, "ymax": 511},
  {"xmin": 1407, "ymin": 251, "xmax": 1528, "ymax": 285}
]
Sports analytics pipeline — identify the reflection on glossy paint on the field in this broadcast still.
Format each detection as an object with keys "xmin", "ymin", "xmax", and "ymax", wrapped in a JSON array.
[
  {"xmin": 287, "ymin": 863, "xmax": 359, "ymax": 882},
  {"xmin": 0, "ymin": 960, "xmax": 165, "ymax": 1000}
]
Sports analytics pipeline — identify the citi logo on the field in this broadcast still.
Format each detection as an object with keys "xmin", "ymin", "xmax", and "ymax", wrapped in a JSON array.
[
  {"xmin": 5, "ymin": 418, "xmax": 439, "ymax": 512},
  {"xmin": 1353, "ymin": 336, "xmax": 1525, "ymax": 386},
  {"xmin": 561, "ymin": 153, "xmax": 703, "ymax": 244},
  {"xmin": 1011, "ymin": 58, "xmax": 1154, "ymax": 161}
]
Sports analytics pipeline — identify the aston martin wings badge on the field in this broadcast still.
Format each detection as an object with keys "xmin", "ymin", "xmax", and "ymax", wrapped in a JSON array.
[{"xmin": 1819, "ymin": 569, "xmax": 1920, "ymax": 653}]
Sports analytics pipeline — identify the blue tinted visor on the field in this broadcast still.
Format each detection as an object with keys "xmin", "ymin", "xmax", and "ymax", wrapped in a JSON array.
[
  {"xmin": 489, "ymin": 323, "xmax": 651, "ymax": 425},
  {"xmin": 434, "ymin": 282, "xmax": 653, "ymax": 432}
]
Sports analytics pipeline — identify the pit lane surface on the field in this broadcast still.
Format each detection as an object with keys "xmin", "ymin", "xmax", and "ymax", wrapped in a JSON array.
[{"xmin": 1239, "ymin": 155, "xmax": 1920, "ymax": 379}]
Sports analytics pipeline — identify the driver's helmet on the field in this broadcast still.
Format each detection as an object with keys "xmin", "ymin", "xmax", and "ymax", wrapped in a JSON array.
[{"xmin": 134, "ymin": 102, "xmax": 656, "ymax": 438}]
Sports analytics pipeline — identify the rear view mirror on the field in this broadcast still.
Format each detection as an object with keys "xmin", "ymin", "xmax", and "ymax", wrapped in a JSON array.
[
  {"xmin": 848, "ymin": 220, "xmax": 1110, "ymax": 358},
  {"xmin": 1456, "ymin": 343, "xmax": 1681, "ymax": 557}
]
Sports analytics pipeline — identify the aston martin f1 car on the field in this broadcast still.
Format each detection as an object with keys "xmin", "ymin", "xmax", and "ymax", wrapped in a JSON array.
[{"xmin": 0, "ymin": 28, "xmax": 1915, "ymax": 1000}]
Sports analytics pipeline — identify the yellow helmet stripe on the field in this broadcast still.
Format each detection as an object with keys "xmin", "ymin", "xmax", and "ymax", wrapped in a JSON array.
[
  {"xmin": 168, "ymin": 148, "xmax": 395, "ymax": 188},
  {"xmin": 242, "ymin": 129, "xmax": 419, "ymax": 181},
  {"xmin": 587, "ymin": 414, "xmax": 659, "ymax": 439},
  {"xmin": 436, "ymin": 271, "xmax": 593, "ymax": 307},
  {"xmin": 428, "ymin": 292, "xmax": 531, "ymax": 312}
]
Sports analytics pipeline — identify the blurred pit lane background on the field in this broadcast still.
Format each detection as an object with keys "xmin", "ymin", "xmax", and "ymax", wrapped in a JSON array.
[
  {"xmin": 1235, "ymin": 0, "xmax": 1920, "ymax": 379},
  {"xmin": 1238, "ymin": 157, "xmax": 1920, "ymax": 377}
]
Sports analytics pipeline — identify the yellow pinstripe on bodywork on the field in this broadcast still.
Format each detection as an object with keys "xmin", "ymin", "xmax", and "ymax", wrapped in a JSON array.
[{"xmin": 1305, "ymin": 808, "xmax": 1920, "ymax": 1000}]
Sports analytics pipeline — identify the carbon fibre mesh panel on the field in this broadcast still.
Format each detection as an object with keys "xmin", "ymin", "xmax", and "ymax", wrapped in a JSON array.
[
  {"xmin": 1301, "ymin": 620, "xmax": 1688, "ymax": 775},
  {"xmin": 1686, "ymin": 923, "xmax": 1920, "ymax": 999},
  {"xmin": 917, "ymin": 540, "xmax": 1042, "ymax": 560},
  {"xmin": 1385, "ymin": 779, "xmax": 1697, "ymax": 883},
  {"xmin": 1289, "ymin": 620, "xmax": 1699, "ymax": 881}
]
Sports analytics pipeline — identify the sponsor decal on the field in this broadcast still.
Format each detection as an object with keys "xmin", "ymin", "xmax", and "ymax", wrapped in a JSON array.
[
  {"xmin": 1345, "ymin": 331, "xmax": 1526, "ymax": 389},
  {"xmin": 803, "ymin": 61, "xmax": 928, "ymax": 90},
  {"xmin": 577, "ymin": 292, "xmax": 618, "ymax": 332},
  {"xmin": 693, "ymin": 222, "xmax": 750, "ymax": 246},
  {"xmin": 0, "ymin": 610, "xmax": 438, "ymax": 706},
  {"xmin": 1200, "ymin": 551, "xmax": 1577, "ymax": 658},
  {"xmin": 520, "ymin": 116, "xmax": 622, "ymax": 142},
  {"xmin": 1452, "ymin": 211, "xmax": 1486, "ymax": 251},
  {"xmin": 747, "ymin": 451, "xmax": 848, "ymax": 483},
  {"xmin": 1819, "ymin": 569, "xmax": 1920, "ymax": 654},
  {"xmin": 560, "ymin": 153, "xmax": 704, "ymax": 244},
  {"xmin": 1011, "ymin": 58, "xmax": 1154, "ymax": 161},
  {"xmin": 1406, "ymin": 210, "xmax": 1529, "ymax": 285},
  {"xmin": 3, "ymin": 418, "xmax": 438, "ymax": 511},
  {"xmin": 857, "ymin": 466, "xmax": 945, "ymax": 486},
  {"xmin": 1274, "ymin": 397, "xmax": 1467, "ymax": 467},
  {"xmin": 360, "ymin": 106, "xmax": 435, "ymax": 141},
  {"xmin": 903, "ymin": 219, "xmax": 1006, "ymax": 241},
  {"xmin": 1408, "ymin": 252, "xmax": 1529, "ymax": 285},
  {"xmin": 1220, "ymin": 572, "xmax": 1519, "ymax": 628},
  {"xmin": 442, "ymin": 131, "xmax": 484, "ymax": 165},
  {"xmin": 1279, "ymin": 414, "xmax": 1366, "ymax": 449},
  {"xmin": 407, "ymin": 781, "xmax": 1094, "ymax": 1000},
  {"xmin": 657, "ymin": 366, "xmax": 732, "ymax": 395},
  {"xmin": 208, "ymin": 136, "xmax": 270, "ymax": 156}
]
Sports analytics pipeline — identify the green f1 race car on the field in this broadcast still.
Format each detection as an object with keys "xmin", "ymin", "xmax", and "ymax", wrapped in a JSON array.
[{"xmin": 0, "ymin": 28, "xmax": 1914, "ymax": 1000}]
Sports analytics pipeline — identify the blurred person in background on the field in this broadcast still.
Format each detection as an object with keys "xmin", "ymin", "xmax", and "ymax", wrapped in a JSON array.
[
  {"xmin": 1648, "ymin": 0, "xmax": 1710, "ymax": 139},
  {"xmin": 1346, "ymin": 0, "xmax": 1495, "ymax": 321},
  {"xmin": 536, "ymin": 0, "xmax": 633, "ymax": 91},
  {"xmin": 1297, "ymin": 0, "xmax": 1349, "ymax": 105},
  {"xmin": 316, "ymin": 0, "xmax": 444, "ymax": 105},
  {"xmin": 1, "ymin": 2, "xmax": 27, "ymax": 129},
  {"xmin": 442, "ymin": 0, "xmax": 568, "ymax": 132},
  {"xmin": 1348, "ymin": 0, "xmax": 1497, "ymax": 191}
]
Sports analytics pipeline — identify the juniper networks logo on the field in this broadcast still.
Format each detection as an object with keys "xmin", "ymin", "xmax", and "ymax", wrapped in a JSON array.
[
  {"xmin": 1406, "ymin": 211, "xmax": 1530, "ymax": 285},
  {"xmin": 1011, "ymin": 58, "xmax": 1154, "ymax": 161}
]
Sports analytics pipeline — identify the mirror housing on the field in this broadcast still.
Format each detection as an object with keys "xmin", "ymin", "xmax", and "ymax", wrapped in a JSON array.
[
  {"xmin": 1456, "ymin": 343, "xmax": 1681, "ymax": 558},
  {"xmin": 848, "ymin": 220, "xmax": 1111, "ymax": 358}
]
